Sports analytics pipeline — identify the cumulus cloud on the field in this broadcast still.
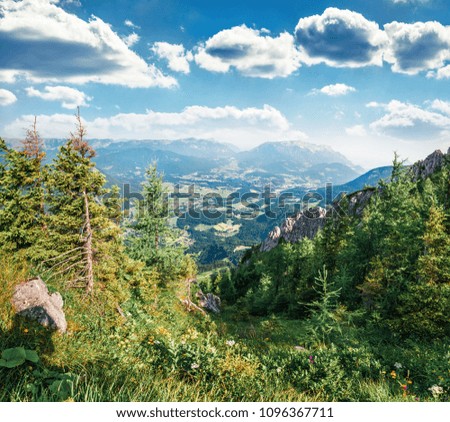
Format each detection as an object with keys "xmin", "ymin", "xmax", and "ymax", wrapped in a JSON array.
[
  {"xmin": 384, "ymin": 21, "xmax": 450, "ymax": 74},
  {"xmin": 25, "ymin": 85, "xmax": 92, "ymax": 109},
  {"xmin": 0, "ymin": 0, "xmax": 176, "ymax": 88},
  {"xmin": 4, "ymin": 105, "xmax": 307, "ymax": 149},
  {"xmin": 430, "ymin": 99, "xmax": 450, "ymax": 116},
  {"xmin": 122, "ymin": 33, "xmax": 140, "ymax": 47},
  {"xmin": 294, "ymin": 8, "xmax": 387, "ymax": 68},
  {"xmin": 151, "ymin": 42, "xmax": 193, "ymax": 74},
  {"xmin": 370, "ymin": 100, "xmax": 450, "ymax": 140},
  {"xmin": 345, "ymin": 125, "xmax": 367, "ymax": 137},
  {"xmin": 311, "ymin": 83, "xmax": 356, "ymax": 96},
  {"xmin": 194, "ymin": 25, "xmax": 301, "ymax": 78},
  {"xmin": 429, "ymin": 64, "xmax": 450, "ymax": 79},
  {"xmin": 0, "ymin": 88, "xmax": 17, "ymax": 106}
]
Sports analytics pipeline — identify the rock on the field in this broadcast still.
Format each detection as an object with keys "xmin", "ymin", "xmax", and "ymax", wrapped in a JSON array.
[
  {"xmin": 261, "ymin": 207, "xmax": 327, "ymax": 252},
  {"xmin": 260, "ymin": 226, "xmax": 281, "ymax": 252},
  {"xmin": 12, "ymin": 277, "xmax": 67, "ymax": 333},
  {"xmin": 260, "ymin": 148, "xmax": 450, "ymax": 252},
  {"xmin": 346, "ymin": 188, "xmax": 377, "ymax": 217},
  {"xmin": 411, "ymin": 150, "xmax": 445, "ymax": 181},
  {"xmin": 196, "ymin": 290, "xmax": 221, "ymax": 313}
]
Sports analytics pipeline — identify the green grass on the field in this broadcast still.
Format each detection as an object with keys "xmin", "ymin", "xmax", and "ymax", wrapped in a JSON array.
[{"xmin": 0, "ymin": 258, "xmax": 448, "ymax": 402}]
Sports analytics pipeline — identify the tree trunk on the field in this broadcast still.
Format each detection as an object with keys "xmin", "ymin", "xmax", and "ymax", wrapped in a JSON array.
[{"xmin": 83, "ymin": 188, "xmax": 94, "ymax": 294}]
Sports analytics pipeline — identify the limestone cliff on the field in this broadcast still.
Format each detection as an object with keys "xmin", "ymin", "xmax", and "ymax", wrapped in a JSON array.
[{"xmin": 260, "ymin": 148, "xmax": 449, "ymax": 252}]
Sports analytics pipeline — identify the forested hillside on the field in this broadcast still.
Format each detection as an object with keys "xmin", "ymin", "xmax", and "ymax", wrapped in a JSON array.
[{"xmin": 0, "ymin": 120, "xmax": 449, "ymax": 402}]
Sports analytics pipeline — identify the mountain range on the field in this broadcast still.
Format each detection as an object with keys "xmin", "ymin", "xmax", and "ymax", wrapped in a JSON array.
[{"xmin": 29, "ymin": 138, "xmax": 364, "ymax": 191}]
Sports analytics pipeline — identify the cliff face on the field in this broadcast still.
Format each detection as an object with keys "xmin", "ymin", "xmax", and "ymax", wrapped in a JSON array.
[
  {"xmin": 260, "ymin": 207, "xmax": 327, "ymax": 252},
  {"xmin": 260, "ymin": 148, "xmax": 449, "ymax": 252},
  {"xmin": 410, "ymin": 149, "xmax": 448, "ymax": 181}
]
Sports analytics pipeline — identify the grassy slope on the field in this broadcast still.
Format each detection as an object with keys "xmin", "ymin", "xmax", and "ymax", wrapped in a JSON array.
[{"xmin": 0, "ymin": 256, "xmax": 448, "ymax": 402}]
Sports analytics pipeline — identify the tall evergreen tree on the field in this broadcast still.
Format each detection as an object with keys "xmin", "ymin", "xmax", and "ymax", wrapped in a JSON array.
[
  {"xmin": 127, "ymin": 163, "xmax": 195, "ymax": 285},
  {"xmin": 0, "ymin": 119, "xmax": 46, "ymax": 253},
  {"xmin": 43, "ymin": 111, "xmax": 122, "ymax": 293},
  {"xmin": 395, "ymin": 205, "xmax": 450, "ymax": 338}
]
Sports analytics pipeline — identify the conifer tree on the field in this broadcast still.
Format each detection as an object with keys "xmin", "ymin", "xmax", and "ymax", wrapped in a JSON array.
[
  {"xmin": 393, "ymin": 205, "xmax": 450, "ymax": 338},
  {"xmin": 0, "ymin": 118, "xmax": 46, "ymax": 253},
  {"xmin": 43, "ymin": 111, "xmax": 122, "ymax": 293},
  {"xmin": 127, "ymin": 163, "xmax": 195, "ymax": 285}
]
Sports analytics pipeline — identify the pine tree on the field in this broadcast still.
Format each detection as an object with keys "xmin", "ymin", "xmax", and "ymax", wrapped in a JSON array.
[
  {"xmin": 127, "ymin": 163, "xmax": 194, "ymax": 285},
  {"xmin": 0, "ymin": 119, "xmax": 46, "ymax": 253},
  {"xmin": 394, "ymin": 205, "xmax": 450, "ymax": 338},
  {"xmin": 352, "ymin": 155, "xmax": 423, "ymax": 316},
  {"xmin": 418, "ymin": 205, "xmax": 450, "ymax": 284},
  {"xmin": 42, "ymin": 111, "xmax": 122, "ymax": 293},
  {"xmin": 131, "ymin": 163, "xmax": 168, "ymax": 255}
]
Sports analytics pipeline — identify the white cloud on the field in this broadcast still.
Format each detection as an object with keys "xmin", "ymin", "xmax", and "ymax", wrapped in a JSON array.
[
  {"xmin": 122, "ymin": 32, "xmax": 140, "ymax": 47},
  {"xmin": 430, "ymin": 99, "xmax": 450, "ymax": 116},
  {"xmin": 294, "ymin": 8, "xmax": 387, "ymax": 68},
  {"xmin": 370, "ymin": 100, "xmax": 450, "ymax": 140},
  {"xmin": 312, "ymin": 83, "xmax": 356, "ymax": 96},
  {"xmin": 194, "ymin": 25, "xmax": 301, "ymax": 78},
  {"xmin": 391, "ymin": 0, "xmax": 430, "ymax": 4},
  {"xmin": 366, "ymin": 101, "xmax": 384, "ymax": 108},
  {"xmin": 25, "ymin": 85, "xmax": 92, "ymax": 109},
  {"xmin": 0, "ymin": 88, "xmax": 17, "ymax": 106},
  {"xmin": 4, "ymin": 105, "xmax": 307, "ymax": 149},
  {"xmin": 124, "ymin": 19, "xmax": 140, "ymax": 29},
  {"xmin": 61, "ymin": 0, "xmax": 82, "ymax": 6},
  {"xmin": 384, "ymin": 21, "xmax": 450, "ymax": 75},
  {"xmin": 0, "ymin": 0, "xmax": 176, "ymax": 88},
  {"xmin": 429, "ymin": 64, "xmax": 450, "ymax": 79},
  {"xmin": 345, "ymin": 125, "xmax": 367, "ymax": 137},
  {"xmin": 151, "ymin": 42, "xmax": 193, "ymax": 74}
]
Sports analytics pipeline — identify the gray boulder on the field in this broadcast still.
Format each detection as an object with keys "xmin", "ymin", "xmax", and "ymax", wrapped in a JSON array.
[
  {"xmin": 12, "ymin": 277, "xmax": 67, "ymax": 333},
  {"xmin": 196, "ymin": 290, "xmax": 221, "ymax": 313}
]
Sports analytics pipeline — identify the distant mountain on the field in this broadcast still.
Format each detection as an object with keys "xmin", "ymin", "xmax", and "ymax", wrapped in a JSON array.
[
  {"xmin": 237, "ymin": 141, "xmax": 354, "ymax": 168},
  {"xmin": 280, "ymin": 165, "xmax": 393, "ymax": 202},
  {"xmin": 7, "ymin": 137, "xmax": 365, "ymax": 190},
  {"xmin": 332, "ymin": 165, "xmax": 393, "ymax": 195},
  {"xmin": 94, "ymin": 138, "xmax": 238, "ymax": 160}
]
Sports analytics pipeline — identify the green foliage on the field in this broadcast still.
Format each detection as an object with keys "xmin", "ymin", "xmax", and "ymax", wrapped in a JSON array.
[
  {"xmin": 305, "ymin": 267, "xmax": 342, "ymax": 344},
  {"xmin": 127, "ymin": 163, "xmax": 196, "ymax": 285},
  {"xmin": 1, "ymin": 125, "xmax": 450, "ymax": 403},
  {"xmin": 0, "ymin": 136, "xmax": 46, "ymax": 253},
  {"xmin": 232, "ymin": 155, "xmax": 450, "ymax": 341},
  {"xmin": 26, "ymin": 369, "xmax": 78, "ymax": 401},
  {"xmin": 0, "ymin": 347, "xmax": 39, "ymax": 368}
]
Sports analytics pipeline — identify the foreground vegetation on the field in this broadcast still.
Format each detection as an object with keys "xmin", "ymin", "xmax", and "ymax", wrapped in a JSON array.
[{"xmin": 0, "ymin": 120, "xmax": 449, "ymax": 402}]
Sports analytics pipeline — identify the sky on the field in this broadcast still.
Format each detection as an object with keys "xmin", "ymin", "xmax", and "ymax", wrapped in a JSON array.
[{"xmin": 1, "ymin": 0, "xmax": 450, "ymax": 168}]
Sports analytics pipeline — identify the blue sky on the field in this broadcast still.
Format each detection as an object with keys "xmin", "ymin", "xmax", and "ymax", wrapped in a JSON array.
[{"xmin": 1, "ymin": 0, "xmax": 450, "ymax": 168}]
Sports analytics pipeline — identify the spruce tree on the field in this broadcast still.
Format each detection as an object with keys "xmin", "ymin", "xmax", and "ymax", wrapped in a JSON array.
[
  {"xmin": 43, "ymin": 111, "xmax": 122, "ymax": 293},
  {"xmin": 127, "ymin": 163, "xmax": 195, "ymax": 285},
  {"xmin": 0, "ymin": 118, "xmax": 46, "ymax": 254},
  {"xmin": 396, "ymin": 205, "xmax": 450, "ymax": 338}
]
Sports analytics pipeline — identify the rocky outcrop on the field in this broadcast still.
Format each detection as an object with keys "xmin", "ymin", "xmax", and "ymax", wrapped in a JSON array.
[
  {"xmin": 346, "ymin": 188, "xmax": 377, "ymax": 217},
  {"xmin": 261, "ymin": 148, "xmax": 450, "ymax": 252},
  {"xmin": 410, "ymin": 149, "xmax": 446, "ymax": 181},
  {"xmin": 12, "ymin": 277, "xmax": 67, "ymax": 333},
  {"xmin": 196, "ymin": 290, "xmax": 221, "ymax": 313},
  {"xmin": 261, "ymin": 207, "xmax": 327, "ymax": 252}
]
